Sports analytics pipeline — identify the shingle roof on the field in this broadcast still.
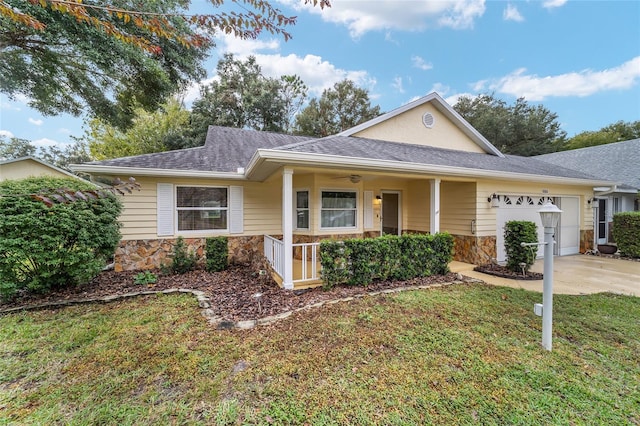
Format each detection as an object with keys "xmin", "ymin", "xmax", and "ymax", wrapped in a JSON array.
[
  {"xmin": 278, "ymin": 135, "xmax": 601, "ymax": 180},
  {"xmin": 83, "ymin": 126, "xmax": 606, "ymax": 182},
  {"xmin": 534, "ymin": 139, "xmax": 640, "ymax": 190},
  {"xmin": 85, "ymin": 126, "xmax": 313, "ymax": 172}
]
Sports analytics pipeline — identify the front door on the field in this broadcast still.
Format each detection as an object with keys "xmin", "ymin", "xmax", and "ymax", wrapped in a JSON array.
[
  {"xmin": 382, "ymin": 192, "xmax": 400, "ymax": 235},
  {"xmin": 597, "ymin": 198, "xmax": 607, "ymax": 244}
]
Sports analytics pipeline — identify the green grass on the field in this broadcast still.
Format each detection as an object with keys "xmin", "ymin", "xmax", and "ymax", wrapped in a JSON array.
[{"xmin": 1, "ymin": 285, "xmax": 638, "ymax": 425}]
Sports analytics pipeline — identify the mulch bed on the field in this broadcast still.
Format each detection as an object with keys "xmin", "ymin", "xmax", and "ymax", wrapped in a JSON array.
[
  {"xmin": 473, "ymin": 263, "xmax": 543, "ymax": 280},
  {"xmin": 0, "ymin": 266, "xmax": 474, "ymax": 322}
]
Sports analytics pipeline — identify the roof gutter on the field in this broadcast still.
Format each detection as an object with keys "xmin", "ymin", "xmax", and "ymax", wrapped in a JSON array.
[
  {"xmin": 246, "ymin": 149, "xmax": 614, "ymax": 186},
  {"xmin": 69, "ymin": 164, "xmax": 247, "ymax": 180}
]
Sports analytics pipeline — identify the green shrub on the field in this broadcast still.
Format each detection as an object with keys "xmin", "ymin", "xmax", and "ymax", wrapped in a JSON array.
[
  {"xmin": 0, "ymin": 176, "xmax": 122, "ymax": 300},
  {"xmin": 504, "ymin": 221, "xmax": 538, "ymax": 272},
  {"xmin": 134, "ymin": 271, "xmax": 157, "ymax": 285},
  {"xmin": 320, "ymin": 233, "xmax": 454, "ymax": 289},
  {"xmin": 205, "ymin": 236, "xmax": 228, "ymax": 272},
  {"xmin": 165, "ymin": 236, "xmax": 197, "ymax": 274},
  {"xmin": 612, "ymin": 211, "xmax": 640, "ymax": 258}
]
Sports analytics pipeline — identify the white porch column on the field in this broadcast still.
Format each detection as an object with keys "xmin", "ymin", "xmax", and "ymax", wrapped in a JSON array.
[
  {"xmin": 430, "ymin": 178, "xmax": 441, "ymax": 234},
  {"xmin": 282, "ymin": 168, "xmax": 294, "ymax": 289}
]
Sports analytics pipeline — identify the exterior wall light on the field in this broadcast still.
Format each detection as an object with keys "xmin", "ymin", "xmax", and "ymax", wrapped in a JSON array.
[{"xmin": 488, "ymin": 193, "xmax": 500, "ymax": 208}]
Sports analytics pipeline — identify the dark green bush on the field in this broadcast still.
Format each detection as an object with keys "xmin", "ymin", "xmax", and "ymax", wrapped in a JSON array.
[
  {"xmin": 612, "ymin": 211, "xmax": 640, "ymax": 258},
  {"xmin": 166, "ymin": 236, "xmax": 197, "ymax": 274},
  {"xmin": 320, "ymin": 233, "xmax": 453, "ymax": 288},
  {"xmin": 205, "ymin": 236, "xmax": 228, "ymax": 272},
  {"xmin": 0, "ymin": 176, "xmax": 122, "ymax": 300},
  {"xmin": 504, "ymin": 221, "xmax": 538, "ymax": 272}
]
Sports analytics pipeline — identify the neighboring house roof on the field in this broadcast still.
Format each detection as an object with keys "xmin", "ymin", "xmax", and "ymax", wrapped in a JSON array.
[
  {"xmin": 0, "ymin": 156, "xmax": 82, "ymax": 180},
  {"xmin": 76, "ymin": 126, "xmax": 313, "ymax": 178},
  {"xmin": 534, "ymin": 139, "xmax": 640, "ymax": 191},
  {"xmin": 338, "ymin": 92, "xmax": 505, "ymax": 158}
]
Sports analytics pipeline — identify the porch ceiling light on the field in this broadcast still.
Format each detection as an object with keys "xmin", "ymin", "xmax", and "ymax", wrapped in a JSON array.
[
  {"xmin": 538, "ymin": 201, "xmax": 562, "ymax": 228},
  {"xmin": 488, "ymin": 193, "xmax": 500, "ymax": 208}
]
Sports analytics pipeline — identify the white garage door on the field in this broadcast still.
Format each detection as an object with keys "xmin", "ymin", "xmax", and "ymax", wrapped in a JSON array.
[{"xmin": 496, "ymin": 195, "xmax": 581, "ymax": 262}]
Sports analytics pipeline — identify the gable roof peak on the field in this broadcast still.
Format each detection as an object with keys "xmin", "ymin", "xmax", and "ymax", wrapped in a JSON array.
[{"xmin": 338, "ymin": 91, "xmax": 505, "ymax": 158}]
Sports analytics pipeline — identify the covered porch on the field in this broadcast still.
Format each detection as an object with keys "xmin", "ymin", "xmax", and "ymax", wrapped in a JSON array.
[{"xmin": 261, "ymin": 167, "xmax": 484, "ymax": 290}]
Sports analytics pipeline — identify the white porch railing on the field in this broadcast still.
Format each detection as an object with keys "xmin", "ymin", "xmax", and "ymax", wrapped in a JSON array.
[
  {"xmin": 264, "ymin": 235, "xmax": 284, "ymax": 278},
  {"xmin": 293, "ymin": 241, "xmax": 321, "ymax": 282},
  {"xmin": 264, "ymin": 235, "xmax": 321, "ymax": 284}
]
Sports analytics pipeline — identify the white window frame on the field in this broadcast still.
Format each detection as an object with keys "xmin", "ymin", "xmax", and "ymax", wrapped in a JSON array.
[
  {"xmin": 319, "ymin": 189, "xmax": 358, "ymax": 231},
  {"xmin": 176, "ymin": 185, "xmax": 229, "ymax": 234},
  {"xmin": 294, "ymin": 188, "xmax": 310, "ymax": 230}
]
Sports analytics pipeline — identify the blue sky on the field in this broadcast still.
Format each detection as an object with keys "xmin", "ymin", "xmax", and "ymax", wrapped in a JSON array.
[{"xmin": 1, "ymin": 0, "xmax": 639, "ymax": 151}]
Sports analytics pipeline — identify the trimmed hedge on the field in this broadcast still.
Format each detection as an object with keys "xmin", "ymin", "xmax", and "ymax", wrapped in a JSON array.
[
  {"xmin": 205, "ymin": 236, "xmax": 228, "ymax": 272},
  {"xmin": 504, "ymin": 221, "xmax": 538, "ymax": 273},
  {"xmin": 612, "ymin": 211, "xmax": 640, "ymax": 258},
  {"xmin": 0, "ymin": 177, "xmax": 122, "ymax": 300},
  {"xmin": 320, "ymin": 233, "xmax": 454, "ymax": 288}
]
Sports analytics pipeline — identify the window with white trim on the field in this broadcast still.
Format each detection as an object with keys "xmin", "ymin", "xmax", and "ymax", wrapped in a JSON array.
[
  {"xmin": 295, "ymin": 190, "xmax": 309, "ymax": 229},
  {"xmin": 176, "ymin": 186, "xmax": 228, "ymax": 231},
  {"xmin": 321, "ymin": 190, "xmax": 357, "ymax": 228}
]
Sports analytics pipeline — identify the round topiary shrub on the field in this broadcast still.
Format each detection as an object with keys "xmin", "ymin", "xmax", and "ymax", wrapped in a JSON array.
[
  {"xmin": 0, "ymin": 176, "xmax": 122, "ymax": 300},
  {"xmin": 504, "ymin": 220, "xmax": 538, "ymax": 273}
]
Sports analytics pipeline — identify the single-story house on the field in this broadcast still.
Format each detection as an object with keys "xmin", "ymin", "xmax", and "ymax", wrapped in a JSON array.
[
  {"xmin": 0, "ymin": 156, "xmax": 79, "ymax": 181},
  {"xmin": 535, "ymin": 139, "xmax": 639, "ymax": 245},
  {"xmin": 71, "ymin": 93, "xmax": 611, "ymax": 289}
]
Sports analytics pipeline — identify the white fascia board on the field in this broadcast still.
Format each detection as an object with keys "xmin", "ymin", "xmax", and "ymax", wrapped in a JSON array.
[
  {"xmin": 3, "ymin": 156, "xmax": 87, "ymax": 181},
  {"xmin": 337, "ymin": 92, "xmax": 505, "ymax": 158},
  {"xmin": 69, "ymin": 164, "xmax": 247, "ymax": 180},
  {"xmin": 246, "ymin": 149, "xmax": 612, "ymax": 186}
]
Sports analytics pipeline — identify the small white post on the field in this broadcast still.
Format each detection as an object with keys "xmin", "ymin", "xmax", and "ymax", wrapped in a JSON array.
[
  {"xmin": 538, "ymin": 201, "xmax": 562, "ymax": 351},
  {"xmin": 542, "ymin": 226, "xmax": 554, "ymax": 351}
]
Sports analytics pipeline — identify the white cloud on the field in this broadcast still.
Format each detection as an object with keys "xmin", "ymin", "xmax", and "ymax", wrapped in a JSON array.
[
  {"xmin": 0, "ymin": 129, "xmax": 15, "ymax": 138},
  {"xmin": 392, "ymin": 77, "xmax": 405, "ymax": 94},
  {"xmin": 31, "ymin": 138, "xmax": 60, "ymax": 148},
  {"xmin": 254, "ymin": 53, "xmax": 376, "ymax": 97},
  {"xmin": 476, "ymin": 56, "xmax": 640, "ymax": 101},
  {"xmin": 285, "ymin": 0, "xmax": 486, "ymax": 38},
  {"xmin": 412, "ymin": 56, "xmax": 433, "ymax": 71},
  {"xmin": 28, "ymin": 117, "xmax": 43, "ymax": 126},
  {"xmin": 542, "ymin": 0, "xmax": 568, "ymax": 9},
  {"xmin": 57, "ymin": 128, "xmax": 71, "ymax": 134},
  {"xmin": 503, "ymin": 4, "xmax": 524, "ymax": 22}
]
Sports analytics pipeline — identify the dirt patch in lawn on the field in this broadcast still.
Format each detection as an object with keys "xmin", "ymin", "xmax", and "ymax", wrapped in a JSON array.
[
  {"xmin": 0, "ymin": 266, "xmax": 474, "ymax": 322},
  {"xmin": 473, "ymin": 263, "xmax": 543, "ymax": 280}
]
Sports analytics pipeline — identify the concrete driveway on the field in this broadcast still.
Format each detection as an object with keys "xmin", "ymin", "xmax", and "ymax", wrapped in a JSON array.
[{"xmin": 451, "ymin": 255, "xmax": 640, "ymax": 296}]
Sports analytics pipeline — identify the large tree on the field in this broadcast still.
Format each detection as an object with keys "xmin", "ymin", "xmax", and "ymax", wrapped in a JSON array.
[
  {"xmin": 0, "ymin": 0, "xmax": 328, "ymax": 128},
  {"xmin": 454, "ymin": 94, "xmax": 566, "ymax": 156},
  {"xmin": 562, "ymin": 120, "xmax": 640, "ymax": 151},
  {"xmin": 85, "ymin": 99, "xmax": 190, "ymax": 160},
  {"xmin": 293, "ymin": 79, "xmax": 382, "ymax": 137},
  {"xmin": 188, "ymin": 53, "xmax": 307, "ymax": 145}
]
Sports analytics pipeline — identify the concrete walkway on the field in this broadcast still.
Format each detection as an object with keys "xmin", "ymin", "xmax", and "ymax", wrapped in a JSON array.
[{"xmin": 451, "ymin": 255, "xmax": 640, "ymax": 296}]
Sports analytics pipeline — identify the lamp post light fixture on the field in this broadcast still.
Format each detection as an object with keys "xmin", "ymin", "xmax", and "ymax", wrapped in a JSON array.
[{"xmin": 538, "ymin": 201, "xmax": 562, "ymax": 351}]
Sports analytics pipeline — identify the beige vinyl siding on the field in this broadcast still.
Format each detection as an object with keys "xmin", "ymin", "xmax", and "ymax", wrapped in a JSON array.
[
  {"xmin": 440, "ymin": 181, "xmax": 477, "ymax": 236},
  {"xmin": 117, "ymin": 176, "xmax": 284, "ymax": 240},
  {"xmin": 351, "ymin": 104, "xmax": 486, "ymax": 154},
  {"xmin": 405, "ymin": 180, "xmax": 430, "ymax": 232},
  {"xmin": 0, "ymin": 159, "xmax": 69, "ymax": 180}
]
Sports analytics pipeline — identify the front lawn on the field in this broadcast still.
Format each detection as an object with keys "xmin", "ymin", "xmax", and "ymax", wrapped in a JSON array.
[{"xmin": 1, "ymin": 284, "xmax": 638, "ymax": 425}]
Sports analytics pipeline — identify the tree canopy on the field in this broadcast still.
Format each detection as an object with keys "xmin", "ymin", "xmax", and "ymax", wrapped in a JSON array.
[
  {"xmin": 188, "ymin": 53, "xmax": 308, "ymax": 145},
  {"xmin": 562, "ymin": 120, "xmax": 640, "ymax": 151},
  {"xmin": 0, "ymin": 0, "xmax": 329, "ymax": 128},
  {"xmin": 454, "ymin": 94, "xmax": 566, "ymax": 156},
  {"xmin": 293, "ymin": 79, "xmax": 382, "ymax": 137}
]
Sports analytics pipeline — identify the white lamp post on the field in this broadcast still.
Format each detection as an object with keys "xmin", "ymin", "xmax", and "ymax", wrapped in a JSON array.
[{"xmin": 538, "ymin": 201, "xmax": 562, "ymax": 351}]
